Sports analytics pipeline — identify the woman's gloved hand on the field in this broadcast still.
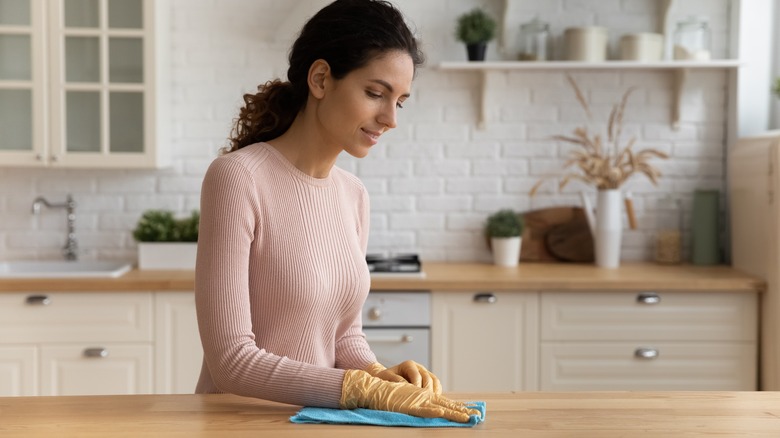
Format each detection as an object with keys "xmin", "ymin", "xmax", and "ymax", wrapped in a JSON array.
[
  {"xmin": 340, "ymin": 369, "xmax": 479, "ymax": 423},
  {"xmin": 364, "ymin": 360, "xmax": 442, "ymax": 394}
]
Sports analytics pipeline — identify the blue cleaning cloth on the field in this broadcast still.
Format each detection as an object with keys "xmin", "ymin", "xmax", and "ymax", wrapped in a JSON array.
[{"xmin": 290, "ymin": 401, "xmax": 485, "ymax": 427}]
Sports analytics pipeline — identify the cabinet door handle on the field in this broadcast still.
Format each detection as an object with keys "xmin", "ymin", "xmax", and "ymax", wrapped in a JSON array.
[
  {"xmin": 83, "ymin": 348, "xmax": 109, "ymax": 358},
  {"xmin": 25, "ymin": 295, "xmax": 51, "ymax": 306},
  {"xmin": 634, "ymin": 348, "xmax": 659, "ymax": 359},
  {"xmin": 637, "ymin": 293, "xmax": 660, "ymax": 305},
  {"xmin": 473, "ymin": 293, "xmax": 497, "ymax": 304},
  {"xmin": 367, "ymin": 307, "xmax": 382, "ymax": 321}
]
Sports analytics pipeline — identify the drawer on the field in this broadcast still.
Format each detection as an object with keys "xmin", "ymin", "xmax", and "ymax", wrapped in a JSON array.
[
  {"xmin": 364, "ymin": 292, "xmax": 430, "ymax": 327},
  {"xmin": 364, "ymin": 328, "xmax": 430, "ymax": 369},
  {"xmin": 40, "ymin": 343, "xmax": 153, "ymax": 396},
  {"xmin": 540, "ymin": 341, "xmax": 757, "ymax": 390},
  {"xmin": 541, "ymin": 292, "xmax": 757, "ymax": 341},
  {"xmin": 0, "ymin": 292, "xmax": 153, "ymax": 343}
]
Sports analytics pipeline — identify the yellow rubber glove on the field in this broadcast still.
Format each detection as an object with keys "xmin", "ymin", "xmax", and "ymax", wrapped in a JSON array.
[
  {"xmin": 340, "ymin": 369, "xmax": 479, "ymax": 423},
  {"xmin": 364, "ymin": 361, "xmax": 442, "ymax": 395}
]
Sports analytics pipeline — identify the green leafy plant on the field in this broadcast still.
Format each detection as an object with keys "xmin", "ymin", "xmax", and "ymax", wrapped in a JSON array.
[
  {"xmin": 773, "ymin": 77, "xmax": 780, "ymax": 99},
  {"xmin": 485, "ymin": 209, "xmax": 524, "ymax": 238},
  {"xmin": 133, "ymin": 210, "xmax": 199, "ymax": 242},
  {"xmin": 455, "ymin": 8, "xmax": 497, "ymax": 44}
]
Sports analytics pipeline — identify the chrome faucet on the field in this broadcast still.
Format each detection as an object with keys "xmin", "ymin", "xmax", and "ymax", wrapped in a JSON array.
[{"xmin": 31, "ymin": 194, "xmax": 78, "ymax": 261}]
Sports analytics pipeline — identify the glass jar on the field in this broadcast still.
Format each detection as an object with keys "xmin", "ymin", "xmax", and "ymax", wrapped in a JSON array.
[
  {"xmin": 673, "ymin": 16, "xmax": 711, "ymax": 60},
  {"xmin": 518, "ymin": 17, "xmax": 550, "ymax": 61},
  {"xmin": 654, "ymin": 196, "xmax": 682, "ymax": 264}
]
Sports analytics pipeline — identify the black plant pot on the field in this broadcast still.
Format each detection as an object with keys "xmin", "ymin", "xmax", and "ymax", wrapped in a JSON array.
[{"xmin": 466, "ymin": 43, "xmax": 487, "ymax": 61}]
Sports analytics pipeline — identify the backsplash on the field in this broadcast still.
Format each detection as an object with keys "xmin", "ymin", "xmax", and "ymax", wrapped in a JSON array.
[{"xmin": 0, "ymin": 0, "xmax": 733, "ymax": 263}]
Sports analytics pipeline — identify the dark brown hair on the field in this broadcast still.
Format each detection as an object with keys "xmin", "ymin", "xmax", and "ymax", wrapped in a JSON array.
[{"xmin": 224, "ymin": 0, "xmax": 425, "ymax": 153}]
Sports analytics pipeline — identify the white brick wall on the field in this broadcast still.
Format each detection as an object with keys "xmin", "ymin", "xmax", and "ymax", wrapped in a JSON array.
[{"xmin": 0, "ymin": 0, "xmax": 734, "ymax": 264}]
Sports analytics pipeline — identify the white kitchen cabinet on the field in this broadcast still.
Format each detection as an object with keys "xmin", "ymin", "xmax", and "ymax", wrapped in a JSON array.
[
  {"xmin": 431, "ymin": 291, "xmax": 539, "ymax": 392},
  {"xmin": 0, "ymin": 0, "xmax": 170, "ymax": 168},
  {"xmin": 154, "ymin": 292, "xmax": 202, "ymax": 394},
  {"xmin": 40, "ymin": 344, "xmax": 152, "ymax": 396},
  {"xmin": 0, "ymin": 291, "xmax": 154, "ymax": 396},
  {"xmin": 0, "ymin": 346, "xmax": 37, "ymax": 396},
  {"xmin": 539, "ymin": 291, "xmax": 758, "ymax": 390}
]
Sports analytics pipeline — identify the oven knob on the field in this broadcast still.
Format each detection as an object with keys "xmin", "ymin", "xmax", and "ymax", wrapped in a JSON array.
[{"xmin": 368, "ymin": 307, "xmax": 382, "ymax": 320}]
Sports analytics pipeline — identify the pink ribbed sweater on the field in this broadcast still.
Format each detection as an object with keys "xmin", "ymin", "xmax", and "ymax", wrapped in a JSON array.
[{"xmin": 194, "ymin": 142, "xmax": 376, "ymax": 408}]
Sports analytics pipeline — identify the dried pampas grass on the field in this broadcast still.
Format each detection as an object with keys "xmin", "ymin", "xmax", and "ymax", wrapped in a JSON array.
[{"xmin": 530, "ymin": 74, "xmax": 668, "ymax": 196}]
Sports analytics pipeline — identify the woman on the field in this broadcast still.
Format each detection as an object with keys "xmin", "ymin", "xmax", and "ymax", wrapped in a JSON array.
[{"xmin": 195, "ymin": 0, "xmax": 478, "ymax": 423}]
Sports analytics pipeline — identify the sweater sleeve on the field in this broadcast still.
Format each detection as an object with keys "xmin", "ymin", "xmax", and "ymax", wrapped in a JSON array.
[
  {"xmin": 195, "ymin": 156, "xmax": 346, "ymax": 407},
  {"xmin": 334, "ymin": 183, "xmax": 377, "ymax": 370}
]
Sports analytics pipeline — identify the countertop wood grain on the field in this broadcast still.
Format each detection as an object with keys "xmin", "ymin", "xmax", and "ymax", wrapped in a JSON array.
[
  {"xmin": 0, "ymin": 262, "xmax": 765, "ymax": 293},
  {"xmin": 2, "ymin": 392, "xmax": 779, "ymax": 437}
]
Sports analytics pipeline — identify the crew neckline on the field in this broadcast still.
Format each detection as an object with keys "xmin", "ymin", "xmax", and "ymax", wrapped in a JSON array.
[{"xmin": 259, "ymin": 142, "xmax": 333, "ymax": 187}]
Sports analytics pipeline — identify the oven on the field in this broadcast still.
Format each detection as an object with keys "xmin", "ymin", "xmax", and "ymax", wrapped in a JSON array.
[{"xmin": 362, "ymin": 291, "xmax": 431, "ymax": 369}]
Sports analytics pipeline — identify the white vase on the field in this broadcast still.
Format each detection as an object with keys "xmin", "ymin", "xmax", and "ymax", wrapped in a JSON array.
[
  {"xmin": 594, "ymin": 189, "xmax": 623, "ymax": 268},
  {"xmin": 491, "ymin": 237, "xmax": 522, "ymax": 267},
  {"xmin": 137, "ymin": 242, "xmax": 197, "ymax": 270}
]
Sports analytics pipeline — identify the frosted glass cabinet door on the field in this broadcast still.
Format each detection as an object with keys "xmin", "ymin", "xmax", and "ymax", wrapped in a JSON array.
[
  {"xmin": 1, "ymin": 0, "xmax": 168, "ymax": 168},
  {"xmin": 43, "ymin": 0, "xmax": 169, "ymax": 168},
  {"xmin": 0, "ymin": 0, "xmax": 46, "ymax": 163}
]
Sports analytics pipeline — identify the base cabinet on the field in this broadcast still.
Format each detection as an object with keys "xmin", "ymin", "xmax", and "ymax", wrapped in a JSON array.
[
  {"xmin": 0, "ymin": 291, "xmax": 201, "ymax": 397},
  {"xmin": 539, "ymin": 291, "xmax": 758, "ymax": 391},
  {"xmin": 154, "ymin": 292, "xmax": 202, "ymax": 394},
  {"xmin": 40, "ymin": 344, "xmax": 153, "ymax": 396},
  {"xmin": 0, "ymin": 346, "xmax": 37, "ymax": 396},
  {"xmin": 431, "ymin": 290, "xmax": 759, "ymax": 392},
  {"xmin": 432, "ymin": 291, "xmax": 539, "ymax": 392}
]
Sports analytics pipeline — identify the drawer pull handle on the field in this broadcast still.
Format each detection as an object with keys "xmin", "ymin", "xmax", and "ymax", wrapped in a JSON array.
[
  {"xmin": 83, "ymin": 348, "xmax": 108, "ymax": 358},
  {"xmin": 25, "ymin": 295, "xmax": 51, "ymax": 306},
  {"xmin": 634, "ymin": 348, "xmax": 659, "ymax": 359},
  {"xmin": 367, "ymin": 307, "xmax": 382, "ymax": 321},
  {"xmin": 474, "ymin": 293, "xmax": 497, "ymax": 304},
  {"xmin": 637, "ymin": 293, "xmax": 661, "ymax": 305}
]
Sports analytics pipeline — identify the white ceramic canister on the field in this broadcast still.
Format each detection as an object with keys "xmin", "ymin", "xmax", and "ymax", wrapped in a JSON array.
[
  {"xmin": 620, "ymin": 32, "xmax": 663, "ymax": 62},
  {"xmin": 564, "ymin": 26, "xmax": 608, "ymax": 62}
]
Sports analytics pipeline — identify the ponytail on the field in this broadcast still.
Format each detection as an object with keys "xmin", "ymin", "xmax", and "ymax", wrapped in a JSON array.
[{"xmin": 223, "ymin": 80, "xmax": 306, "ymax": 154}]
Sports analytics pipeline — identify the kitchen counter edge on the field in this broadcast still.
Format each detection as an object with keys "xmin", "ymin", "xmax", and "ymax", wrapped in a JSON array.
[{"xmin": 0, "ymin": 262, "xmax": 765, "ymax": 293}]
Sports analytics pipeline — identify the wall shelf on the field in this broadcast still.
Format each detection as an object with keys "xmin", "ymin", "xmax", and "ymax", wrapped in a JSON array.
[{"xmin": 437, "ymin": 60, "xmax": 742, "ymax": 129}]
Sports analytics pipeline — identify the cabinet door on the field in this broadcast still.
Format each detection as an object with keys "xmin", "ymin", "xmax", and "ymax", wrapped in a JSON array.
[
  {"xmin": 0, "ymin": 0, "xmax": 47, "ymax": 166},
  {"xmin": 540, "ymin": 342, "xmax": 757, "ymax": 390},
  {"xmin": 40, "ymin": 344, "xmax": 152, "ymax": 396},
  {"xmin": 154, "ymin": 292, "xmax": 202, "ymax": 394},
  {"xmin": 45, "ymin": 0, "xmax": 169, "ymax": 168},
  {"xmin": 432, "ymin": 291, "xmax": 539, "ymax": 392},
  {"xmin": 0, "ymin": 346, "xmax": 37, "ymax": 396}
]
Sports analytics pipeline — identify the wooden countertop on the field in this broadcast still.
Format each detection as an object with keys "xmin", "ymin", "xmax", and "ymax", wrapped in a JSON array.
[
  {"xmin": 2, "ymin": 392, "xmax": 779, "ymax": 437},
  {"xmin": 0, "ymin": 262, "xmax": 765, "ymax": 293}
]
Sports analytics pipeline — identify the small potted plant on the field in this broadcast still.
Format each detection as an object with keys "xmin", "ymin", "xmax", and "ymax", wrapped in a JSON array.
[
  {"xmin": 133, "ymin": 210, "xmax": 199, "ymax": 270},
  {"xmin": 455, "ymin": 7, "xmax": 497, "ymax": 61},
  {"xmin": 485, "ymin": 209, "xmax": 524, "ymax": 267}
]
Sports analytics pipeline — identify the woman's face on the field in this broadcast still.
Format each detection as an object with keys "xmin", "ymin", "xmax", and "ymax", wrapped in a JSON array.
[{"xmin": 316, "ymin": 50, "xmax": 415, "ymax": 158}]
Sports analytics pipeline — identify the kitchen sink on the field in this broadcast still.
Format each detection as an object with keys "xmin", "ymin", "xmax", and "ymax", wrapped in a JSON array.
[{"xmin": 0, "ymin": 260, "xmax": 133, "ymax": 278}]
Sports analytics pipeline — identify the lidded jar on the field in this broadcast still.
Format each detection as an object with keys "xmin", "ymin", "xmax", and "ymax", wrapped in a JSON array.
[
  {"xmin": 673, "ymin": 16, "xmax": 711, "ymax": 60},
  {"xmin": 518, "ymin": 17, "xmax": 550, "ymax": 61},
  {"xmin": 654, "ymin": 195, "xmax": 683, "ymax": 264}
]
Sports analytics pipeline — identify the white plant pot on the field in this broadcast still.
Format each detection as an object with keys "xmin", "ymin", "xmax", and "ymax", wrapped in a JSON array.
[
  {"xmin": 491, "ymin": 237, "xmax": 522, "ymax": 267},
  {"xmin": 137, "ymin": 242, "xmax": 197, "ymax": 270}
]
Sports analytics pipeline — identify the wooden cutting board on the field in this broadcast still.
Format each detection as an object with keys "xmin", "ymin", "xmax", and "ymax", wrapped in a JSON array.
[{"xmin": 520, "ymin": 206, "xmax": 594, "ymax": 263}]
